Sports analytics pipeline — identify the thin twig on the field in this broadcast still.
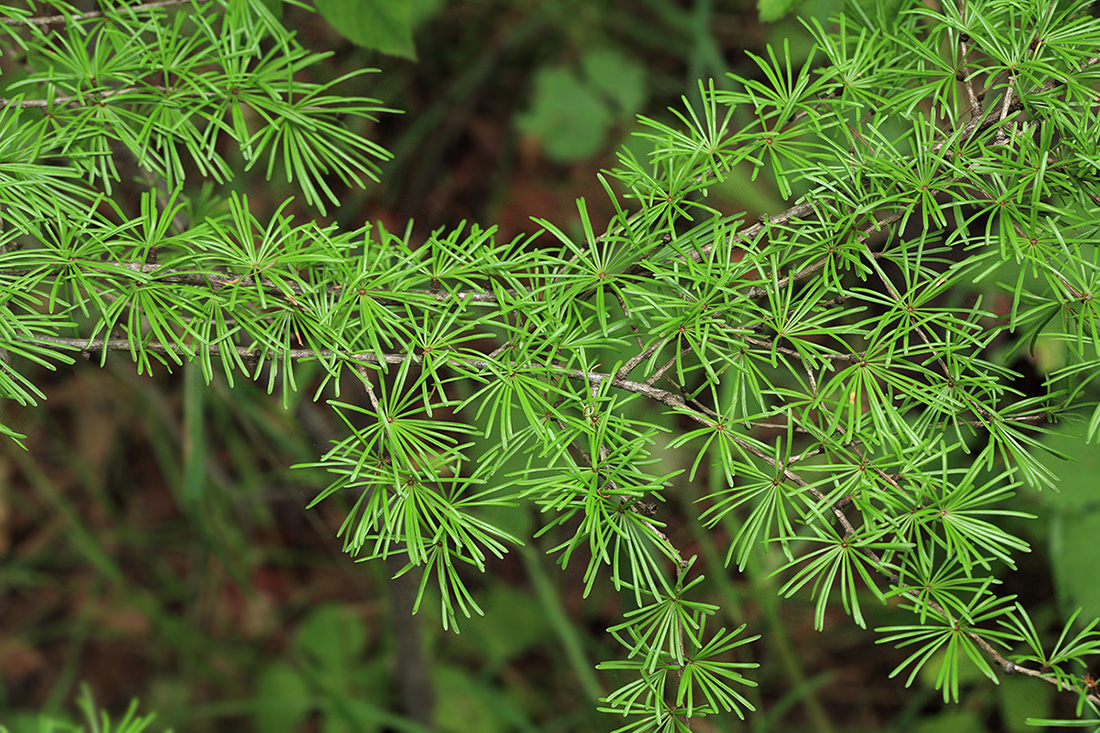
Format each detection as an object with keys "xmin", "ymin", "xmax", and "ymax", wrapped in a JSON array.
[
  {"xmin": 0, "ymin": 0, "xmax": 194, "ymax": 27},
  {"xmin": 0, "ymin": 85, "xmax": 151, "ymax": 109}
]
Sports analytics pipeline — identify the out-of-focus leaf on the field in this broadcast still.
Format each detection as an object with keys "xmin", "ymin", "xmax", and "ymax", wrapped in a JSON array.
[
  {"xmin": 293, "ymin": 603, "xmax": 367, "ymax": 669},
  {"xmin": 517, "ymin": 67, "xmax": 612, "ymax": 163},
  {"xmin": 758, "ymin": 0, "xmax": 806, "ymax": 22},
  {"xmin": 997, "ymin": 672, "xmax": 1053, "ymax": 733},
  {"xmin": 254, "ymin": 663, "xmax": 311, "ymax": 733},
  {"xmin": 314, "ymin": 0, "xmax": 416, "ymax": 58},
  {"xmin": 1037, "ymin": 426, "xmax": 1100, "ymax": 509},
  {"xmin": 911, "ymin": 710, "xmax": 986, "ymax": 733},
  {"xmin": 582, "ymin": 48, "xmax": 647, "ymax": 116},
  {"xmin": 1051, "ymin": 511, "xmax": 1100, "ymax": 623}
]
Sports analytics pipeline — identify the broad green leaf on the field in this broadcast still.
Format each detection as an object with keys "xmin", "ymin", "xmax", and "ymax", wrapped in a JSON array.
[
  {"xmin": 582, "ymin": 47, "xmax": 647, "ymax": 116},
  {"xmin": 517, "ymin": 66, "xmax": 613, "ymax": 163},
  {"xmin": 254, "ymin": 663, "xmax": 311, "ymax": 733},
  {"xmin": 1051, "ymin": 511, "xmax": 1100, "ymax": 625},
  {"xmin": 314, "ymin": 0, "xmax": 416, "ymax": 58},
  {"xmin": 758, "ymin": 0, "xmax": 807, "ymax": 23},
  {"xmin": 293, "ymin": 603, "xmax": 367, "ymax": 670}
]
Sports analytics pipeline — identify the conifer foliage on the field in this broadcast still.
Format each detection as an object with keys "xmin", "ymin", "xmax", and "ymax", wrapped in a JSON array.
[{"xmin": 3, "ymin": 0, "xmax": 1100, "ymax": 728}]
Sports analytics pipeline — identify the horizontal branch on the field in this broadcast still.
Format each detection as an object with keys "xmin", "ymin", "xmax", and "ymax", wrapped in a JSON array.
[
  {"xmin": 0, "ymin": 85, "xmax": 148, "ymax": 109},
  {"xmin": 31, "ymin": 332, "xmax": 855, "ymax": 530},
  {"xmin": 0, "ymin": 0, "xmax": 194, "ymax": 27},
  {"xmin": 26, "ymin": 318, "xmax": 1081, "ymax": 700}
]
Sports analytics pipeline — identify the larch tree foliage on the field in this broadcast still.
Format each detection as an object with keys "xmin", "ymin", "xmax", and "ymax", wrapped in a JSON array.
[{"xmin": 3, "ymin": 0, "xmax": 1100, "ymax": 729}]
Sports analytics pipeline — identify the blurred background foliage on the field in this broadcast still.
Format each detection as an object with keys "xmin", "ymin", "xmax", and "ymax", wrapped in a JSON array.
[{"xmin": 1, "ymin": 0, "xmax": 1096, "ymax": 731}]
